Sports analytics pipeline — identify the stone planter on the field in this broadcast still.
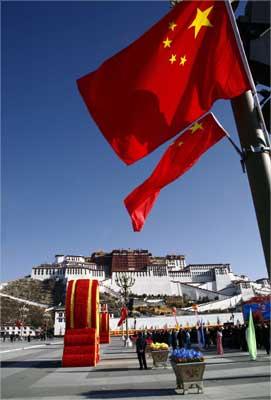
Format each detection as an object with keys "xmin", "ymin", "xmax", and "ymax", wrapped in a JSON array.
[
  {"xmin": 170, "ymin": 360, "xmax": 205, "ymax": 394},
  {"xmin": 150, "ymin": 350, "xmax": 169, "ymax": 369}
]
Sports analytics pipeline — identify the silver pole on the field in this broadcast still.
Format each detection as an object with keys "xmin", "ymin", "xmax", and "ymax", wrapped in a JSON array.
[
  {"xmin": 231, "ymin": 92, "xmax": 271, "ymax": 276},
  {"xmin": 225, "ymin": 1, "xmax": 271, "ymax": 275}
]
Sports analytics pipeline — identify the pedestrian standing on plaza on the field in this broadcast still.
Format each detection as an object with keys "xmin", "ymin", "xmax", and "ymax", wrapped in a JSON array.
[
  {"xmin": 163, "ymin": 330, "xmax": 170, "ymax": 346},
  {"xmin": 145, "ymin": 332, "xmax": 153, "ymax": 354},
  {"xmin": 151, "ymin": 330, "xmax": 157, "ymax": 342},
  {"xmin": 171, "ymin": 329, "xmax": 178, "ymax": 350},
  {"xmin": 217, "ymin": 328, "xmax": 224, "ymax": 356},
  {"xmin": 168, "ymin": 330, "xmax": 172, "ymax": 347},
  {"xmin": 240, "ymin": 325, "xmax": 248, "ymax": 351},
  {"xmin": 185, "ymin": 330, "xmax": 191, "ymax": 349},
  {"xmin": 177, "ymin": 328, "xmax": 184, "ymax": 348},
  {"xmin": 136, "ymin": 332, "xmax": 148, "ymax": 370},
  {"xmin": 261, "ymin": 323, "xmax": 270, "ymax": 355},
  {"xmin": 205, "ymin": 328, "xmax": 211, "ymax": 349}
]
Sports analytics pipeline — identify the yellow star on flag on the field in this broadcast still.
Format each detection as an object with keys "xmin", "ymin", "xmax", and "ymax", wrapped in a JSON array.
[
  {"xmin": 188, "ymin": 6, "xmax": 214, "ymax": 38},
  {"xmin": 190, "ymin": 122, "xmax": 204, "ymax": 133},
  {"xmin": 169, "ymin": 54, "xmax": 177, "ymax": 64},
  {"xmin": 169, "ymin": 21, "xmax": 177, "ymax": 31},
  {"xmin": 180, "ymin": 55, "xmax": 187, "ymax": 66},
  {"xmin": 177, "ymin": 141, "xmax": 184, "ymax": 147},
  {"xmin": 163, "ymin": 37, "xmax": 172, "ymax": 48}
]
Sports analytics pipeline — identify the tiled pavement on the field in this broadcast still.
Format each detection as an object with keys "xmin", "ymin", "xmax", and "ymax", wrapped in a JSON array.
[{"xmin": 1, "ymin": 337, "xmax": 270, "ymax": 399}]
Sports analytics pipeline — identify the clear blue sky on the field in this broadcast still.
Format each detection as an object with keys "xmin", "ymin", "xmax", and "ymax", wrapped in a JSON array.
[{"xmin": 2, "ymin": 1, "xmax": 267, "ymax": 282}]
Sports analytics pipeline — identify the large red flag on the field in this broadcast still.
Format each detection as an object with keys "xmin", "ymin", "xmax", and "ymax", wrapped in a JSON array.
[
  {"xmin": 117, "ymin": 306, "xmax": 128, "ymax": 327},
  {"xmin": 124, "ymin": 113, "xmax": 226, "ymax": 231},
  {"xmin": 77, "ymin": 1, "xmax": 250, "ymax": 165}
]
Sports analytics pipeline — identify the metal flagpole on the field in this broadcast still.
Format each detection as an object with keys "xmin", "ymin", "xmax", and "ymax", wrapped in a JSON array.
[{"xmin": 225, "ymin": 0, "xmax": 271, "ymax": 276}]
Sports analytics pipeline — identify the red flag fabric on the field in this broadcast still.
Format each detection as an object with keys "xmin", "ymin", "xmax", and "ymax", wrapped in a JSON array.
[
  {"xmin": 77, "ymin": 1, "xmax": 250, "ymax": 165},
  {"xmin": 117, "ymin": 306, "xmax": 128, "ymax": 327},
  {"xmin": 124, "ymin": 113, "xmax": 226, "ymax": 231}
]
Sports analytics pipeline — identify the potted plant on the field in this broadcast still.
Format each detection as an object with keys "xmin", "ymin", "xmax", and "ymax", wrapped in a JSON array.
[
  {"xmin": 170, "ymin": 348, "xmax": 205, "ymax": 394},
  {"xmin": 149, "ymin": 342, "xmax": 169, "ymax": 368}
]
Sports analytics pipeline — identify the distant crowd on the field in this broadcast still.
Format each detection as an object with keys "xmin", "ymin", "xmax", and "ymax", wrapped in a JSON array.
[
  {"xmin": 1, "ymin": 331, "xmax": 49, "ymax": 343},
  {"xmin": 131, "ymin": 322, "xmax": 270, "ymax": 355}
]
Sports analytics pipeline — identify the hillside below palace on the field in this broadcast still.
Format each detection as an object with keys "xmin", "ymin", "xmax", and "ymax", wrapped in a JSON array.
[{"xmin": 31, "ymin": 249, "xmax": 270, "ymax": 301}]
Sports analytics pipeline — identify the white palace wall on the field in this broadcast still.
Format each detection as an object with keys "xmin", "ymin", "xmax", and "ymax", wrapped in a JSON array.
[
  {"xmin": 31, "ymin": 266, "xmax": 105, "ymax": 282},
  {"xmin": 31, "ymin": 256, "xmax": 269, "ymax": 300},
  {"xmin": 198, "ymin": 281, "xmax": 217, "ymax": 292},
  {"xmin": 108, "ymin": 272, "xmax": 176, "ymax": 296},
  {"xmin": 109, "ymin": 312, "xmax": 244, "ymax": 331},
  {"xmin": 176, "ymin": 283, "xmax": 229, "ymax": 301},
  {"xmin": 215, "ymin": 272, "xmax": 233, "ymax": 292}
]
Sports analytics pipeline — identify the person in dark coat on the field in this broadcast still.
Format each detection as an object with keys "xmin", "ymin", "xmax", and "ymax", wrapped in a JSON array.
[
  {"xmin": 177, "ymin": 328, "xmax": 184, "ymax": 348},
  {"xmin": 185, "ymin": 330, "xmax": 191, "ymax": 349},
  {"xmin": 163, "ymin": 330, "xmax": 170, "ymax": 346},
  {"xmin": 136, "ymin": 332, "xmax": 147, "ymax": 369},
  {"xmin": 240, "ymin": 324, "xmax": 248, "ymax": 351},
  {"xmin": 204, "ymin": 328, "xmax": 211, "ymax": 349},
  {"xmin": 261, "ymin": 323, "xmax": 270, "ymax": 355},
  {"xmin": 171, "ymin": 329, "xmax": 178, "ymax": 350}
]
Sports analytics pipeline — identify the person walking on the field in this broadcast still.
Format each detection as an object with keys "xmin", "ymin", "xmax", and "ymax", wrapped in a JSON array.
[
  {"xmin": 217, "ymin": 328, "xmax": 224, "ymax": 356},
  {"xmin": 136, "ymin": 332, "xmax": 148, "ymax": 370}
]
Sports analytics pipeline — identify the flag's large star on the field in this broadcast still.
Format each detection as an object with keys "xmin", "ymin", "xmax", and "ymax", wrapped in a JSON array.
[
  {"xmin": 163, "ymin": 37, "xmax": 172, "ymax": 48},
  {"xmin": 188, "ymin": 6, "xmax": 214, "ymax": 38}
]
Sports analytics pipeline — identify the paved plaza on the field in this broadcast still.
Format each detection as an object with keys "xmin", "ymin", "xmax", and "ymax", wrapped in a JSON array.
[{"xmin": 1, "ymin": 337, "xmax": 270, "ymax": 400}]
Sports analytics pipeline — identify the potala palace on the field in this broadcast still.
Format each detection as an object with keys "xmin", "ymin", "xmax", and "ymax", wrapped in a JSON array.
[{"xmin": 31, "ymin": 249, "xmax": 270, "ymax": 304}]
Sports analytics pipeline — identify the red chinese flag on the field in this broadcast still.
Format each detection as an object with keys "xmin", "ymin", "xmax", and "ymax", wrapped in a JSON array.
[
  {"xmin": 117, "ymin": 306, "xmax": 128, "ymax": 327},
  {"xmin": 124, "ymin": 113, "xmax": 226, "ymax": 231},
  {"xmin": 77, "ymin": 1, "xmax": 250, "ymax": 165}
]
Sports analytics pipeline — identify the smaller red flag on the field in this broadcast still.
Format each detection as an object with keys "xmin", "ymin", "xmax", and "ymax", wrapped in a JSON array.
[
  {"xmin": 124, "ymin": 113, "xmax": 226, "ymax": 231},
  {"xmin": 117, "ymin": 306, "xmax": 128, "ymax": 327}
]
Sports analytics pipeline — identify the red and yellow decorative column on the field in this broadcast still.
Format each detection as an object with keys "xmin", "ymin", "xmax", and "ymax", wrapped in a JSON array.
[{"xmin": 62, "ymin": 279, "xmax": 100, "ymax": 367}]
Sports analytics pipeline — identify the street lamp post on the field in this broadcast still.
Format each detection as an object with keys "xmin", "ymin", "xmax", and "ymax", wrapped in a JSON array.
[{"xmin": 115, "ymin": 273, "xmax": 135, "ymax": 347}]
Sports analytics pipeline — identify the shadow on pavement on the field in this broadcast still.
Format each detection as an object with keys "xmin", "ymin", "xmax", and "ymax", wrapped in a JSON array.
[
  {"xmin": 94, "ymin": 367, "xmax": 147, "ymax": 372},
  {"xmin": 1, "ymin": 360, "xmax": 62, "ymax": 369},
  {"xmin": 81, "ymin": 388, "xmax": 175, "ymax": 398}
]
